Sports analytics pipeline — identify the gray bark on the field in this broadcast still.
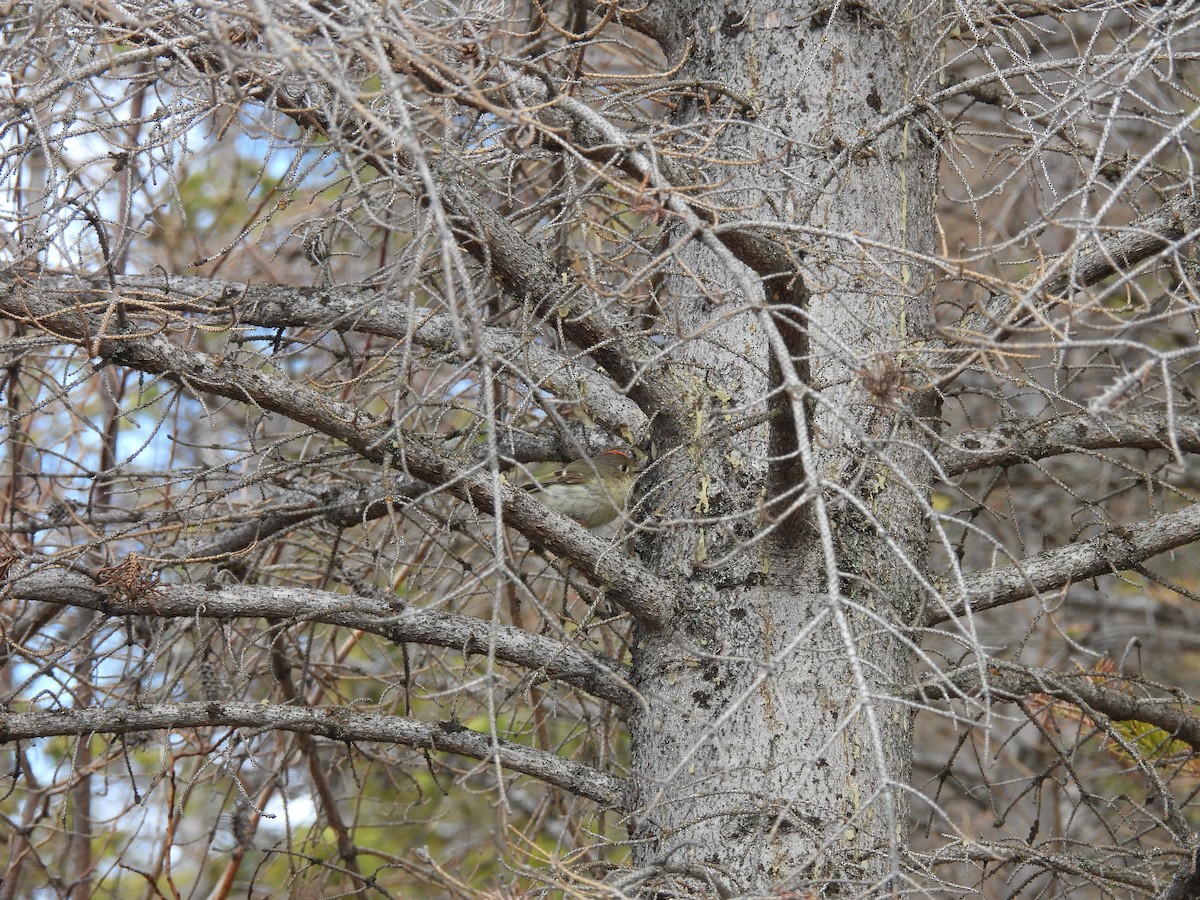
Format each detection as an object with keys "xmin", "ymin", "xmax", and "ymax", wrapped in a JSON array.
[
  {"xmin": 625, "ymin": 1, "xmax": 939, "ymax": 893},
  {"xmin": 7, "ymin": 0, "xmax": 1196, "ymax": 894}
]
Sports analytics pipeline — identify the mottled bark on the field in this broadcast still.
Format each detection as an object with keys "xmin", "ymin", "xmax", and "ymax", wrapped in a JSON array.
[{"xmin": 627, "ymin": 0, "xmax": 939, "ymax": 892}]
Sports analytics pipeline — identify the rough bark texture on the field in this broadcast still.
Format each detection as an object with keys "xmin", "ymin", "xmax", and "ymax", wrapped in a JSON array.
[
  {"xmin": 10, "ymin": 0, "xmax": 1199, "ymax": 894},
  {"xmin": 627, "ymin": 1, "xmax": 938, "ymax": 892}
]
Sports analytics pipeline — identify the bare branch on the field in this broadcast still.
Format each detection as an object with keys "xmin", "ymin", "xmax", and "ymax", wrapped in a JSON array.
[
  {"xmin": 916, "ymin": 661, "xmax": 1200, "ymax": 751},
  {"xmin": 6, "ymin": 571, "xmax": 636, "ymax": 708},
  {"xmin": 917, "ymin": 844, "xmax": 1159, "ymax": 893},
  {"xmin": 6, "ymin": 0, "xmax": 1200, "ymax": 891},
  {"xmin": 0, "ymin": 700, "xmax": 626, "ymax": 806},
  {"xmin": 0, "ymin": 280, "xmax": 675, "ymax": 627},
  {"xmin": 82, "ymin": 273, "xmax": 651, "ymax": 445},
  {"xmin": 81, "ymin": 6, "xmax": 689, "ymax": 433},
  {"xmin": 939, "ymin": 411, "xmax": 1200, "ymax": 476},
  {"xmin": 942, "ymin": 195, "xmax": 1200, "ymax": 352},
  {"xmin": 1159, "ymin": 853, "xmax": 1200, "ymax": 900},
  {"xmin": 927, "ymin": 502, "xmax": 1200, "ymax": 624}
]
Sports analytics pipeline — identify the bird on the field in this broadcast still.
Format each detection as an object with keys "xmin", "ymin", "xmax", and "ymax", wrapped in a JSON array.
[{"xmin": 521, "ymin": 449, "xmax": 639, "ymax": 527}]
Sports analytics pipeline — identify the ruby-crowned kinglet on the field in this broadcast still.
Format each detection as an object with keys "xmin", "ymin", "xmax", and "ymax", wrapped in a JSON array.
[{"xmin": 522, "ymin": 449, "xmax": 638, "ymax": 527}]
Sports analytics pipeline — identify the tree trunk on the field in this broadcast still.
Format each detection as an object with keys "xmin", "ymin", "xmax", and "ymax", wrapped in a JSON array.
[{"xmin": 629, "ymin": 1, "xmax": 939, "ymax": 892}]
